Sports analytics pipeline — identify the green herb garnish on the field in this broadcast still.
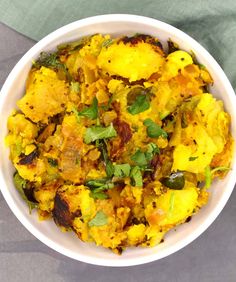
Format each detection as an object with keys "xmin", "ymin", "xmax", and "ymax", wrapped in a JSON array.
[
  {"xmin": 145, "ymin": 143, "xmax": 160, "ymax": 161},
  {"xmin": 113, "ymin": 164, "xmax": 131, "ymax": 178},
  {"xmin": 199, "ymin": 64, "xmax": 206, "ymax": 69},
  {"xmin": 98, "ymin": 140, "xmax": 114, "ymax": 177},
  {"xmin": 57, "ymin": 37, "xmax": 87, "ymax": 54},
  {"xmin": 204, "ymin": 166, "xmax": 230, "ymax": 189},
  {"xmin": 33, "ymin": 52, "xmax": 72, "ymax": 81},
  {"xmin": 47, "ymin": 158, "xmax": 58, "ymax": 167},
  {"xmin": 131, "ymin": 143, "xmax": 159, "ymax": 168},
  {"xmin": 84, "ymin": 123, "xmax": 117, "ymax": 144},
  {"xmin": 100, "ymin": 95, "xmax": 113, "ymax": 111},
  {"xmin": 105, "ymin": 160, "xmax": 115, "ymax": 178},
  {"xmin": 143, "ymin": 119, "xmax": 168, "ymax": 139},
  {"xmin": 102, "ymin": 39, "xmax": 113, "ymax": 48},
  {"xmin": 71, "ymin": 107, "xmax": 81, "ymax": 122},
  {"xmin": 13, "ymin": 172, "xmax": 38, "ymax": 213},
  {"xmin": 211, "ymin": 166, "xmax": 230, "ymax": 174},
  {"xmin": 160, "ymin": 171, "xmax": 185, "ymax": 190},
  {"xmin": 130, "ymin": 166, "xmax": 143, "ymax": 187},
  {"xmin": 88, "ymin": 211, "xmax": 108, "ymax": 227},
  {"xmin": 85, "ymin": 178, "xmax": 114, "ymax": 192},
  {"xmin": 131, "ymin": 149, "xmax": 148, "ymax": 166},
  {"xmin": 87, "ymin": 178, "xmax": 113, "ymax": 200},
  {"xmin": 78, "ymin": 97, "xmax": 98, "ymax": 119},
  {"xmin": 127, "ymin": 94, "xmax": 150, "ymax": 115},
  {"xmin": 204, "ymin": 165, "xmax": 212, "ymax": 189},
  {"xmin": 90, "ymin": 191, "xmax": 108, "ymax": 200},
  {"xmin": 189, "ymin": 156, "xmax": 198, "ymax": 161}
]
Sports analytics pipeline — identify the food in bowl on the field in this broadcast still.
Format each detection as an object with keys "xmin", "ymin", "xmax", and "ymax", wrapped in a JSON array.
[{"xmin": 5, "ymin": 33, "xmax": 233, "ymax": 254}]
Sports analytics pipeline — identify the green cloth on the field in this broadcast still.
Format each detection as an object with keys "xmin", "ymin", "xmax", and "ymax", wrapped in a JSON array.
[{"xmin": 0, "ymin": 0, "xmax": 236, "ymax": 87}]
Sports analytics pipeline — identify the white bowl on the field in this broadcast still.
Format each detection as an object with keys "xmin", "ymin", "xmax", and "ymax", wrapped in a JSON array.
[{"xmin": 0, "ymin": 14, "xmax": 236, "ymax": 267}]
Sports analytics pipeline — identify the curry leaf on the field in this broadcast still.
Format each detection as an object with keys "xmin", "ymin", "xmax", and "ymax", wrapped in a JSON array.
[
  {"xmin": 143, "ymin": 119, "xmax": 168, "ymax": 139},
  {"xmin": 127, "ymin": 94, "xmax": 150, "ymax": 115},
  {"xmin": 88, "ymin": 211, "xmax": 108, "ymax": 227},
  {"xmin": 84, "ymin": 123, "xmax": 117, "ymax": 144},
  {"xmin": 98, "ymin": 140, "xmax": 114, "ymax": 177},
  {"xmin": 160, "ymin": 171, "xmax": 185, "ymax": 190}
]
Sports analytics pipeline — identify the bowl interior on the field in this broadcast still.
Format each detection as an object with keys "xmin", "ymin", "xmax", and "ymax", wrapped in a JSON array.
[{"xmin": 0, "ymin": 15, "xmax": 236, "ymax": 266}]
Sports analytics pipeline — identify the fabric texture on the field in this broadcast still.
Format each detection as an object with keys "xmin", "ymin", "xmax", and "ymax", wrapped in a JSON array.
[{"xmin": 0, "ymin": 0, "xmax": 236, "ymax": 88}]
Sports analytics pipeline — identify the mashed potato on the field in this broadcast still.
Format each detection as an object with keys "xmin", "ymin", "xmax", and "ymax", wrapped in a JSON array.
[{"xmin": 6, "ymin": 34, "xmax": 233, "ymax": 254}]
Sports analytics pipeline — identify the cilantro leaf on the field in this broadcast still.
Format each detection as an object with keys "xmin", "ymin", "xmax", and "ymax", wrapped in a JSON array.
[
  {"xmin": 84, "ymin": 123, "xmax": 117, "ymax": 144},
  {"xmin": 145, "ymin": 143, "xmax": 160, "ymax": 161},
  {"xmin": 88, "ymin": 211, "xmax": 108, "ymax": 227},
  {"xmin": 143, "ymin": 119, "xmax": 168, "ymax": 138},
  {"xmin": 33, "ymin": 52, "xmax": 72, "ymax": 81},
  {"xmin": 130, "ymin": 166, "xmax": 143, "ymax": 187},
  {"xmin": 78, "ymin": 97, "xmax": 98, "ymax": 119},
  {"xmin": 85, "ymin": 178, "xmax": 114, "ymax": 192},
  {"xmin": 100, "ymin": 95, "xmax": 113, "ymax": 111},
  {"xmin": 113, "ymin": 164, "xmax": 131, "ymax": 178},
  {"xmin": 127, "ymin": 94, "xmax": 150, "ymax": 115},
  {"xmin": 105, "ymin": 160, "xmax": 115, "ymax": 178},
  {"xmin": 13, "ymin": 172, "xmax": 38, "ymax": 213},
  {"xmin": 71, "ymin": 107, "xmax": 81, "ymax": 123},
  {"xmin": 98, "ymin": 140, "xmax": 114, "ymax": 177},
  {"xmin": 131, "ymin": 149, "xmax": 148, "ymax": 166}
]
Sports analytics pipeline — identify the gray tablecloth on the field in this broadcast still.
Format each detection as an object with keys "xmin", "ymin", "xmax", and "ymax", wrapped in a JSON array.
[{"xmin": 0, "ymin": 22, "xmax": 236, "ymax": 282}]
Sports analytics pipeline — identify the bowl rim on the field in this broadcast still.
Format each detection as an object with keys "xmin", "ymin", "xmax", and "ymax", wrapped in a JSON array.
[{"xmin": 1, "ymin": 14, "xmax": 236, "ymax": 267}]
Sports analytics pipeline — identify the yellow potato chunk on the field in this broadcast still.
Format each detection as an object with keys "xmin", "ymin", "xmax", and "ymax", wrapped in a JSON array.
[
  {"xmin": 145, "ymin": 186, "xmax": 198, "ymax": 227},
  {"xmin": 17, "ymin": 67, "xmax": 69, "ymax": 123},
  {"xmin": 161, "ymin": 50, "xmax": 193, "ymax": 81},
  {"xmin": 97, "ymin": 41, "xmax": 165, "ymax": 82},
  {"xmin": 171, "ymin": 94, "xmax": 231, "ymax": 173},
  {"xmin": 127, "ymin": 224, "xmax": 146, "ymax": 245}
]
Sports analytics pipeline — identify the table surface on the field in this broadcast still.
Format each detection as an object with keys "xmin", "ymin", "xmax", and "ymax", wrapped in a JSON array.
[{"xmin": 0, "ymin": 22, "xmax": 236, "ymax": 282}]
